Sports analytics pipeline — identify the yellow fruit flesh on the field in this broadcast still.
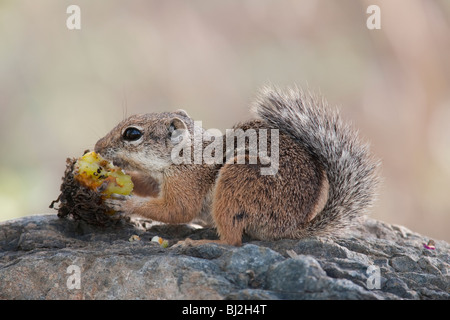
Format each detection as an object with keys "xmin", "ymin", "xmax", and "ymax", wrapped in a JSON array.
[{"xmin": 74, "ymin": 151, "xmax": 133, "ymax": 196}]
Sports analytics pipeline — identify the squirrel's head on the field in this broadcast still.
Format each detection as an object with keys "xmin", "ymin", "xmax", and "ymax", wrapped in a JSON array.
[{"xmin": 95, "ymin": 109, "xmax": 194, "ymax": 173}]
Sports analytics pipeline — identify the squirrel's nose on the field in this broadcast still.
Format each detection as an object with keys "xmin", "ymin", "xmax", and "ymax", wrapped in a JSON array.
[{"xmin": 94, "ymin": 137, "xmax": 106, "ymax": 155}]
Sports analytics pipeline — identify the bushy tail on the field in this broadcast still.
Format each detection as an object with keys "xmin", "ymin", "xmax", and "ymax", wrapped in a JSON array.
[{"xmin": 253, "ymin": 86, "xmax": 381, "ymax": 237}]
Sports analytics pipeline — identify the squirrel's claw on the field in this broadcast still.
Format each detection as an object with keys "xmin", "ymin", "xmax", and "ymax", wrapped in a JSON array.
[
  {"xmin": 109, "ymin": 193, "xmax": 130, "ymax": 201},
  {"xmin": 104, "ymin": 194, "xmax": 131, "ymax": 213}
]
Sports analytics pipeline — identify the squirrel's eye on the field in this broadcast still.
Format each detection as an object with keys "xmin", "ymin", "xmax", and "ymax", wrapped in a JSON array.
[{"xmin": 122, "ymin": 127, "xmax": 142, "ymax": 141}]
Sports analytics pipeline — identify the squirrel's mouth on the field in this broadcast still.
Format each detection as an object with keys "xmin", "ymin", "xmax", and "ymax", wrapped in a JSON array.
[{"xmin": 107, "ymin": 157, "xmax": 129, "ymax": 171}]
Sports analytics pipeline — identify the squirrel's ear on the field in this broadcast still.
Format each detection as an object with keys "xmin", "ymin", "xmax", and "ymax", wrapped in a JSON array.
[
  {"xmin": 169, "ymin": 117, "xmax": 187, "ymax": 131},
  {"xmin": 173, "ymin": 109, "xmax": 190, "ymax": 118},
  {"xmin": 169, "ymin": 117, "xmax": 188, "ymax": 144}
]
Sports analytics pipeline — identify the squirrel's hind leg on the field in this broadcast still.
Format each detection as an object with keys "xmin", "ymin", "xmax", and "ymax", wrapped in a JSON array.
[{"xmin": 209, "ymin": 164, "xmax": 264, "ymax": 246}]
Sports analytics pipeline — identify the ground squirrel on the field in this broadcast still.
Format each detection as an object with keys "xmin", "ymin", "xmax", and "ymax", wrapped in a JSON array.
[{"xmin": 95, "ymin": 86, "xmax": 380, "ymax": 246}]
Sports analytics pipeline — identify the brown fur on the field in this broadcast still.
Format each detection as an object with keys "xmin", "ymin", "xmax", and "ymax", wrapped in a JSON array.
[
  {"xmin": 94, "ymin": 87, "xmax": 379, "ymax": 246},
  {"xmin": 95, "ymin": 116, "xmax": 328, "ymax": 246},
  {"xmin": 209, "ymin": 120, "xmax": 328, "ymax": 245},
  {"xmin": 129, "ymin": 164, "xmax": 217, "ymax": 224}
]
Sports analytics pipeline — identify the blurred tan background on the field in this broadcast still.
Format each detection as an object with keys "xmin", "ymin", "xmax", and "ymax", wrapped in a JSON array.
[{"xmin": 1, "ymin": 0, "xmax": 449, "ymax": 241}]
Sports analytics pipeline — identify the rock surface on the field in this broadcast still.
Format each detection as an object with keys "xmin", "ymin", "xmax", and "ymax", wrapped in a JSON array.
[{"xmin": 0, "ymin": 214, "xmax": 448, "ymax": 300}]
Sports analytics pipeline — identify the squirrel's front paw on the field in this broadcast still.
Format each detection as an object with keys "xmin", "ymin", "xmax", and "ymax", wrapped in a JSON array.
[{"xmin": 104, "ymin": 194, "xmax": 133, "ymax": 214}]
